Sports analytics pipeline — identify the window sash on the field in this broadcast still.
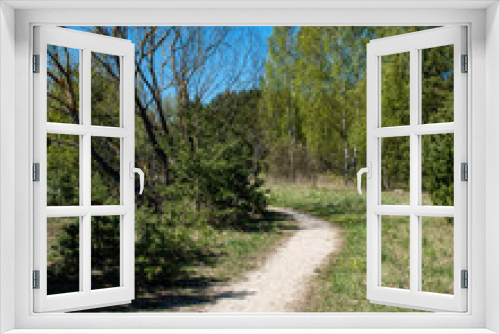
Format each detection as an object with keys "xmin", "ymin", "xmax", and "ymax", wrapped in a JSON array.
[
  {"xmin": 33, "ymin": 26, "xmax": 136, "ymax": 313},
  {"xmin": 366, "ymin": 26, "xmax": 468, "ymax": 312}
]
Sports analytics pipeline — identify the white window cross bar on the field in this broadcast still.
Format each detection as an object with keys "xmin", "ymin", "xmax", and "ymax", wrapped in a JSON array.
[
  {"xmin": 46, "ymin": 122, "xmax": 130, "ymax": 138},
  {"xmin": 372, "ymin": 122, "xmax": 454, "ymax": 138}
]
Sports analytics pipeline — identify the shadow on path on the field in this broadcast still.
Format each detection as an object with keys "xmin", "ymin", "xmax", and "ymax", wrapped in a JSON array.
[{"xmin": 74, "ymin": 209, "xmax": 298, "ymax": 313}]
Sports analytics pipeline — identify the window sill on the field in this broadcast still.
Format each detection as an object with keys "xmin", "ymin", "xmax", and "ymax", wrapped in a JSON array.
[{"xmin": 4, "ymin": 329, "xmax": 498, "ymax": 334}]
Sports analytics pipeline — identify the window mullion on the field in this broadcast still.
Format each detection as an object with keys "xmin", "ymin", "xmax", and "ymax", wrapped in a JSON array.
[
  {"xmin": 78, "ymin": 48, "xmax": 84, "ymax": 293},
  {"xmin": 82, "ymin": 48, "xmax": 92, "ymax": 294},
  {"xmin": 409, "ymin": 47, "xmax": 420, "ymax": 294}
]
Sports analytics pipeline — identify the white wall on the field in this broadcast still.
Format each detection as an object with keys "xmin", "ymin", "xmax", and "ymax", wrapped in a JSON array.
[
  {"xmin": 0, "ymin": 3, "xmax": 492, "ymax": 332},
  {"xmin": 486, "ymin": 2, "xmax": 500, "ymax": 333},
  {"xmin": 0, "ymin": 2, "xmax": 16, "ymax": 333}
]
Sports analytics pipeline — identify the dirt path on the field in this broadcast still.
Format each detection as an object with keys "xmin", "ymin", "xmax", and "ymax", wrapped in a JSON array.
[{"xmin": 203, "ymin": 206, "xmax": 342, "ymax": 312}]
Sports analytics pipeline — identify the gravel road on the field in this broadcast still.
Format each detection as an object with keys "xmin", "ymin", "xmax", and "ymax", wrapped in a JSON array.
[{"xmin": 204, "ymin": 206, "xmax": 341, "ymax": 312}]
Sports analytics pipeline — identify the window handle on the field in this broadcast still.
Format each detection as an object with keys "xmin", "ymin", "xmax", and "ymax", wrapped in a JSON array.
[
  {"xmin": 129, "ymin": 162, "xmax": 145, "ymax": 195},
  {"xmin": 357, "ymin": 162, "xmax": 372, "ymax": 195}
]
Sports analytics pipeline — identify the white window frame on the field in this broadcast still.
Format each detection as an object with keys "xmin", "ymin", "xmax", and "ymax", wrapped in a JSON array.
[
  {"xmin": 33, "ymin": 26, "xmax": 136, "ymax": 313},
  {"xmin": 1, "ymin": 1, "xmax": 499, "ymax": 333},
  {"xmin": 366, "ymin": 26, "xmax": 467, "ymax": 312}
]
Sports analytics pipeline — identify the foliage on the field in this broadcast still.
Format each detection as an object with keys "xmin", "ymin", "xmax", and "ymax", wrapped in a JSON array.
[
  {"xmin": 134, "ymin": 207, "xmax": 216, "ymax": 284},
  {"xmin": 261, "ymin": 26, "xmax": 454, "ymax": 206},
  {"xmin": 260, "ymin": 27, "xmax": 305, "ymax": 180},
  {"xmin": 421, "ymin": 45, "xmax": 455, "ymax": 206}
]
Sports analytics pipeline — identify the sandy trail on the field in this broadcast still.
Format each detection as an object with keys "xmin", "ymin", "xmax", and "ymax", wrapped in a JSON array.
[{"xmin": 204, "ymin": 206, "xmax": 341, "ymax": 312}]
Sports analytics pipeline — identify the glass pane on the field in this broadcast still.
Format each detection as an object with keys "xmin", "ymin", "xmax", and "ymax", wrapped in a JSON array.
[
  {"xmin": 381, "ymin": 215, "xmax": 410, "ymax": 289},
  {"xmin": 47, "ymin": 134, "xmax": 79, "ymax": 206},
  {"xmin": 422, "ymin": 45, "xmax": 454, "ymax": 124},
  {"xmin": 421, "ymin": 217, "xmax": 454, "ymax": 294},
  {"xmin": 422, "ymin": 133, "xmax": 454, "ymax": 206},
  {"xmin": 381, "ymin": 52, "xmax": 410, "ymax": 127},
  {"xmin": 91, "ymin": 52, "xmax": 121, "ymax": 127},
  {"xmin": 91, "ymin": 137, "xmax": 121, "ymax": 205},
  {"xmin": 91, "ymin": 216, "xmax": 120, "ymax": 290},
  {"xmin": 381, "ymin": 136, "xmax": 410, "ymax": 205},
  {"xmin": 47, "ymin": 217, "xmax": 80, "ymax": 295},
  {"xmin": 47, "ymin": 45, "xmax": 80, "ymax": 124}
]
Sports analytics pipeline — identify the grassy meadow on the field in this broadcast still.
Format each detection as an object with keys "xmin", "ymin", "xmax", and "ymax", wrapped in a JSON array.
[
  {"xmin": 47, "ymin": 176, "xmax": 454, "ymax": 312},
  {"xmin": 267, "ymin": 179, "xmax": 454, "ymax": 312}
]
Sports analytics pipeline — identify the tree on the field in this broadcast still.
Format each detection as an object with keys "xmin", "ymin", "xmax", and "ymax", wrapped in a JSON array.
[
  {"xmin": 46, "ymin": 26, "xmax": 270, "ymax": 285},
  {"xmin": 421, "ymin": 45, "xmax": 454, "ymax": 206},
  {"xmin": 293, "ymin": 27, "xmax": 345, "ymax": 175},
  {"xmin": 260, "ymin": 27, "xmax": 307, "ymax": 180}
]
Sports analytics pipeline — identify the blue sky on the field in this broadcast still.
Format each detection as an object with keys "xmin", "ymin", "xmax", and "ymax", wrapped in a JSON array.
[{"xmin": 68, "ymin": 26, "xmax": 274, "ymax": 103}]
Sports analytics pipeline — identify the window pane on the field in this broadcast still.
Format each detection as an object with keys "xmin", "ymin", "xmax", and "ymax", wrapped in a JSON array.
[
  {"xmin": 381, "ymin": 215, "xmax": 410, "ymax": 289},
  {"xmin": 381, "ymin": 136, "xmax": 410, "ymax": 205},
  {"xmin": 91, "ymin": 52, "xmax": 120, "ymax": 127},
  {"xmin": 91, "ymin": 137, "xmax": 121, "ymax": 205},
  {"xmin": 422, "ymin": 133, "xmax": 454, "ymax": 206},
  {"xmin": 422, "ymin": 45, "xmax": 454, "ymax": 124},
  {"xmin": 47, "ymin": 45, "xmax": 80, "ymax": 124},
  {"xmin": 47, "ymin": 134, "xmax": 79, "ymax": 206},
  {"xmin": 91, "ymin": 216, "xmax": 121, "ymax": 290},
  {"xmin": 47, "ymin": 217, "xmax": 80, "ymax": 295},
  {"xmin": 421, "ymin": 217, "xmax": 454, "ymax": 294},
  {"xmin": 381, "ymin": 52, "xmax": 410, "ymax": 127}
]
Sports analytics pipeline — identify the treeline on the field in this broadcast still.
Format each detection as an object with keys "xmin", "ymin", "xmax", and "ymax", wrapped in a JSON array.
[{"xmin": 260, "ymin": 26, "xmax": 454, "ymax": 207}]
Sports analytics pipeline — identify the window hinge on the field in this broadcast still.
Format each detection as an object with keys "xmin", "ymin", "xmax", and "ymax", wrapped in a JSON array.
[
  {"xmin": 461, "ymin": 54, "xmax": 468, "ymax": 73},
  {"xmin": 461, "ymin": 270, "xmax": 468, "ymax": 289},
  {"xmin": 461, "ymin": 162, "xmax": 468, "ymax": 181},
  {"xmin": 33, "ymin": 270, "xmax": 40, "ymax": 289},
  {"xmin": 33, "ymin": 163, "xmax": 40, "ymax": 182},
  {"xmin": 33, "ymin": 54, "xmax": 40, "ymax": 73}
]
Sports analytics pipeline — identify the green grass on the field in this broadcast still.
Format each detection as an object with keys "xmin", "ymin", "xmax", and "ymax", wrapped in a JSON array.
[
  {"xmin": 191, "ymin": 211, "xmax": 299, "ymax": 283},
  {"xmin": 381, "ymin": 216, "xmax": 411, "ymax": 289},
  {"xmin": 267, "ymin": 183, "xmax": 454, "ymax": 312}
]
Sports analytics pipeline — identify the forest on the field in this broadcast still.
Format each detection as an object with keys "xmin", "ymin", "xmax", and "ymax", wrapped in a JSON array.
[{"xmin": 46, "ymin": 26, "xmax": 454, "ymax": 310}]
